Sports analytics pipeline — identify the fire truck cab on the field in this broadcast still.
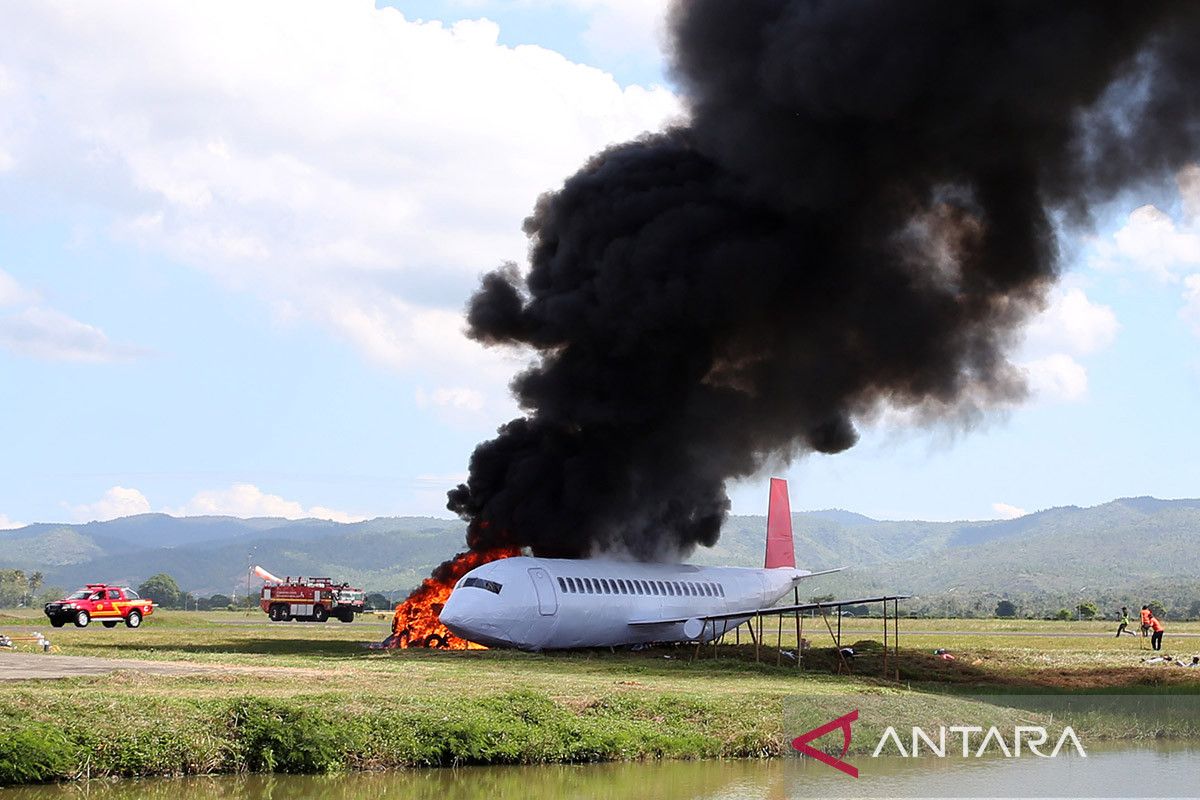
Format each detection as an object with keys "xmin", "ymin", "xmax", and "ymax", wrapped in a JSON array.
[{"xmin": 259, "ymin": 576, "xmax": 365, "ymax": 623}]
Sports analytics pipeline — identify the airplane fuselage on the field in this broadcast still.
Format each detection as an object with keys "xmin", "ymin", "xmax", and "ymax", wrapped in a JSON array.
[{"xmin": 438, "ymin": 555, "xmax": 806, "ymax": 650}]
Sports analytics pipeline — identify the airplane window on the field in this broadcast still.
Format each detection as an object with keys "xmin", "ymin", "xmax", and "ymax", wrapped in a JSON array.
[
  {"xmin": 582, "ymin": 578, "xmax": 592, "ymax": 593},
  {"xmin": 668, "ymin": 582, "xmax": 677, "ymax": 596},
  {"xmin": 462, "ymin": 577, "xmax": 503, "ymax": 594},
  {"xmin": 601, "ymin": 579, "xmax": 612, "ymax": 593},
  {"xmin": 557, "ymin": 577, "xmax": 567, "ymax": 592},
  {"xmin": 649, "ymin": 581, "xmax": 659, "ymax": 596},
  {"xmin": 673, "ymin": 582, "xmax": 682, "ymax": 596},
  {"xmin": 702, "ymin": 583, "xmax": 712, "ymax": 597},
  {"xmin": 686, "ymin": 583, "xmax": 696, "ymax": 596},
  {"xmin": 717, "ymin": 584, "xmax": 725, "ymax": 597},
  {"xmin": 615, "ymin": 579, "xmax": 626, "ymax": 594}
]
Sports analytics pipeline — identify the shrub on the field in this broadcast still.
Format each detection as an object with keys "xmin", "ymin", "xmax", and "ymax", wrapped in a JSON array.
[
  {"xmin": 226, "ymin": 698, "xmax": 347, "ymax": 774},
  {"xmin": 0, "ymin": 724, "xmax": 76, "ymax": 785}
]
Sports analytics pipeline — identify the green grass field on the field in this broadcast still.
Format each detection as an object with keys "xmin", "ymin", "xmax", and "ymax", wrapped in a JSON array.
[{"xmin": 2, "ymin": 610, "xmax": 1199, "ymax": 785}]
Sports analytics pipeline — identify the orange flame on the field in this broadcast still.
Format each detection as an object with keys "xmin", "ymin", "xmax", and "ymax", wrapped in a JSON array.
[{"xmin": 390, "ymin": 546, "xmax": 521, "ymax": 649}]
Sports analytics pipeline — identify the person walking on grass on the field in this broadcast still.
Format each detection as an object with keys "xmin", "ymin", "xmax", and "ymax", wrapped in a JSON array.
[
  {"xmin": 1116, "ymin": 606, "xmax": 1136, "ymax": 637},
  {"xmin": 1149, "ymin": 613, "xmax": 1165, "ymax": 651}
]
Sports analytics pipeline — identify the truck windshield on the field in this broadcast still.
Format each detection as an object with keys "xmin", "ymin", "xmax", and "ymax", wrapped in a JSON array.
[{"xmin": 67, "ymin": 590, "xmax": 90, "ymax": 600}]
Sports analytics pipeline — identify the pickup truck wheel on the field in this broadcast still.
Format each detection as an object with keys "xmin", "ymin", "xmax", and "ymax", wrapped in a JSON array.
[
  {"xmin": 102, "ymin": 620, "xmax": 118, "ymax": 628},
  {"xmin": 312, "ymin": 604, "xmax": 328, "ymax": 623},
  {"xmin": 125, "ymin": 610, "xmax": 142, "ymax": 628},
  {"xmin": 74, "ymin": 610, "xmax": 90, "ymax": 628},
  {"xmin": 50, "ymin": 619, "xmax": 65, "ymax": 628}
]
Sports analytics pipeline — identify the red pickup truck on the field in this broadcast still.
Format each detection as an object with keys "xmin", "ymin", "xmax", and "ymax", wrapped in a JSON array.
[{"xmin": 43, "ymin": 584, "xmax": 155, "ymax": 628}]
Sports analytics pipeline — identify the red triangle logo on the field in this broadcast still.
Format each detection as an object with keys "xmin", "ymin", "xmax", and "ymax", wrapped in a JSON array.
[{"xmin": 791, "ymin": 709, "xmax": 859, "ymax": 778}]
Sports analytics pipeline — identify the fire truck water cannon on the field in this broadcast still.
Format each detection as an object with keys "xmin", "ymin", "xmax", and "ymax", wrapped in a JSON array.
[{"xmin": 254, "ymin": 566, "xmax": 365, "ymax": 623}]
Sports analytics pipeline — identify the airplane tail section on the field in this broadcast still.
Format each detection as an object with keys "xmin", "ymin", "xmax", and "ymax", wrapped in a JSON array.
[{"xmin": 764, "ymin": 477, "xmax": 796, "ymax": 569}]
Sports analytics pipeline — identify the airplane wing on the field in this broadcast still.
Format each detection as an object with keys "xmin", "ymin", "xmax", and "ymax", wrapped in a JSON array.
[
  {"xmin": 627, "ymin": 594, "xmax": 909, "ymax": 626},
  {"xmin": 792, "ymin": 567, "xmax": 844, "ymax": 581}
]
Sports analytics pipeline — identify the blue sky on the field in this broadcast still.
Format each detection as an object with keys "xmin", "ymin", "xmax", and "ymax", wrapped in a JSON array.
[{"xmin": 1, "ymin": 1, "xmax": 1198, "ymax": 530}]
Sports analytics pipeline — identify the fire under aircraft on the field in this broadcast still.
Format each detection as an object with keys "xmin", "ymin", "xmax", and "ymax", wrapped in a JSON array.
[{"xmin": 439, "ymin": 478, "xmax": 899, "ymax": 650}]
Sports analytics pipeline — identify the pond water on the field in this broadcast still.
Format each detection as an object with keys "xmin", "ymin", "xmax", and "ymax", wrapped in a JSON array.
[{"xmin": 2, "ymin": 745, "xmax": 1196, "ymax": 799}]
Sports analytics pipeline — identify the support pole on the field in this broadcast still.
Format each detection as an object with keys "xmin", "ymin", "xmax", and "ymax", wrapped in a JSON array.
[
  {"xmin": 820, "ymin": 606, "xmax": 851, "ymax": 674},
  {"xmin": 756, "ymin": 614, "xmax": 763, "ymax": 662},
  {"xmin": 798, "ymin": 610, "xmax": 804, "ymax": 671},
  {"xmin": 894, "ymin": 598, "xmax": 900, "ymax": 681},
  {"xmin": 776, "ymin": 612, "xmax": 784, "ymax": 666},
  {"xmin": 882, "ymin": 596, "xmax": 889, "ymax": 679},
  {"xmin": 837, "ymin": 606, "xmax": 842, "ymax": 648},
  {"xmin": 794, "ymin": 587, "xmax": 802, "ymax": 670}
]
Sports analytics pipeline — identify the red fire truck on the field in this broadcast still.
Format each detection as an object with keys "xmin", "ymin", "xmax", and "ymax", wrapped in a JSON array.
[{"xmin": 254, "ymin": 566, "xmax": 365, "ymax": 623}]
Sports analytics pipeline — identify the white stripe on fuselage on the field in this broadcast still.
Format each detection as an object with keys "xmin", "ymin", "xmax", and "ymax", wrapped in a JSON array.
[{"xmin": 438, "ymin": 555, "xmax": 806, "ymax": 650}]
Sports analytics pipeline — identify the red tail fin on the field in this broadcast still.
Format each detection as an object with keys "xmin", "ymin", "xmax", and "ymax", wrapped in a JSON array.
[{"xmin": 764, "ymin": 477, "xmax": 795, "ymax": 569}]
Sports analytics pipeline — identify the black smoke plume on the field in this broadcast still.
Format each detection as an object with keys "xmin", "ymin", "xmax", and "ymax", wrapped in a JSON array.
[{"xmin": 448, "ymin": 0, "xmax": 1200, "ymax": 560}]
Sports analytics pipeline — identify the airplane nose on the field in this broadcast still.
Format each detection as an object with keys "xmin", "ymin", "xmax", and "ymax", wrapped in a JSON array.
[
  {"xmin": 439, "ymin": 588, "xmax": 515, "ymax": 647},
  {"xmin": 438, "ymin": 591, "xmax": 470, "ymax": 632}
]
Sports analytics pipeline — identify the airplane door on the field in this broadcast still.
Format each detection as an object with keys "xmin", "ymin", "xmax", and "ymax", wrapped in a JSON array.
[{"xmin": 528, "ymin": 568, "xmax": 557, "ymax": 616}]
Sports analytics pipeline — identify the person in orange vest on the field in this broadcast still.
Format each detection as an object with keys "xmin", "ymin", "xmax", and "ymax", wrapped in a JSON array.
[
  {"xmin": 1139, "ymin": 605, "xmax": 1153, "ymax": 637},
  {"xmin": 1148, "ymin": 614, "xmax": 1164, "ymax": 651}
]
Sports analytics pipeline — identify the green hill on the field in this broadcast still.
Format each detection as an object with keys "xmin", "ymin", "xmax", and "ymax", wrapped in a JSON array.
[{"xmin": 3, "ymin": 497, "xmax": 1199, "ymax": 615}]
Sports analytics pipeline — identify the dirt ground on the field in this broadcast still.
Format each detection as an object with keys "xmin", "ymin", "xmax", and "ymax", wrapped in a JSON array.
[{"xmin": 0, "ymin": 652, "xmax": 323, "ymax": 681}]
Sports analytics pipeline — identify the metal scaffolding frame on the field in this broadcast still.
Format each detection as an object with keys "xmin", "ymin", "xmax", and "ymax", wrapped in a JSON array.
[{"xmin": 691, "ymin": 593, "xmax": 908, "ymax": 680}]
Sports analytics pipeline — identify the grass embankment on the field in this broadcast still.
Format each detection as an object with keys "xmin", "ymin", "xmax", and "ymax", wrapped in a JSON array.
[{"xmin": 2, "ymin": 612, "xmax": 1200, "ymax": 785}]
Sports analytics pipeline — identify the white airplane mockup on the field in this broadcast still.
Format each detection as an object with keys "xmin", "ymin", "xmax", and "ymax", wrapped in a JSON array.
[{"xmin": 439, "ymin": 478, "xmax": 850, "ymax": 650}]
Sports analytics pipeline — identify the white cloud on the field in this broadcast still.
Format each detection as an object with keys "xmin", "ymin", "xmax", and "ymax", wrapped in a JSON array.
[
  {"xmin": 0, "ymin": 269, "xmax": 35, "ymax": 307},
  {"xmin": 1021, "ymin": 353, "xmax": 1089, "ymax": 402},
  {"xmin": 167, "ymin": 483, "xmax": 366, "ymax": 523},
  {"xmin": 415, "ymin": 386, "xmax": 486, "ymax": 413},
  {"xmin": 1097, "ymin": 163, "xmax": 1200, "ymax": 280},
  {"xmin": 1182, "ymin": 274, "xmax": 1200, "ymax": 335},
  {"xmin": 0, "ymin": 1, "xmax": 681, "ymax": 410},
  {"xmin": 568, "ymin": 0, "xmax": 671, "ymax": 67},
  {"xmin": 0, "ymin": 269, "xmax": 145, "ymax": 362},
  {"xmin": 0, "ymin": 513, "xmax": 24, "ymax": 530},
  {"xmin": 991, "ymin": 502, "xmax": 1027, "ymax": 520},
  {"xmin": 69, "ymin": 483, "xmax": 365, "ymax": 523},
  {"xmin": 0, "ymin": 306, "xmax": 144, "ymax": 363},
  {"xmin": 1014, "ymin": 286, "xmax": 1118, "ymax": 403},
  {"xmin": 1109, "ymin": 204, "xmax": 1200, "ymax": 280},
  {"xmin": 73, "ymin": 486, "xmax": 153, "ymax": 522},
  {"xmin": 1022, "ymin": 287, "xmax": 1119, "ymax": 356}
]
